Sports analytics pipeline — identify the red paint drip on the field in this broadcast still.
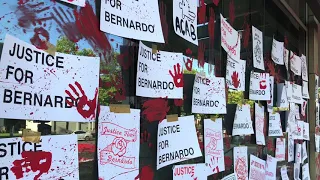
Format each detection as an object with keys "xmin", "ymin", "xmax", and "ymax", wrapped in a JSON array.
[
  {"xmin": 174, "ymin": 98, "xmax": 184, "ymax": 107},
  {"xmin": 135, "ymin": 165, "xmax": 154, "ymax": 180},
  {"xmin": 229, "ymin": 0, "xmax": 235, "ymax": 25},
  {"xmin": 142, "ymin": 98, "xmax": 169, "ymax": 122},
  {"xmin": 30, "ymin": 27, "xmax": 49, "ymax": 50},
  {"xmin": 198, "ymin": 42, "xmax": 205, "ymax": 68},
  {"xmin": 224, "ymin": 156, "xmax": 232, "ymax": 170},
  {"xmin": 117, "ymin": 45, "xmax": 136, "ymax": 70},
  {"xmin": 198, "ymin": 0, "xmax": 206, "ymax": 24},
  {"xmin": 73, "ymin": 3, "xmax": 112, "ymax": 61},
  {"xmin": 159, "ymin": 2, "xmax": 168, "ymax": 44},
  {"xmin": 242, "ymin": 13, "xmax": 250, "ymax": 49},
  {"xmin": 208, "ymin": 8, "xmax": 215, "ymax": 43},
  {"xmin": 11, "ymin": 151, "xmax": 52, "ymax": 180},
  {"xmin": 213, "ymin": 0, "xmax": 220, "ymax": 6}
]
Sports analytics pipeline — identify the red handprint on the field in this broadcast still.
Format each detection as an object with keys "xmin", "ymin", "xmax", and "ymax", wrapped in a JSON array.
[
  {"xmin": 65, "ymin": 81, "xmax": 98, "ymax": 120},
  {"xmin": 208, "ymin": 157, "xmax": 220, "ymax": 174},
  {"xmin": 11, "ymin": 151, "xmax": 52, "ymax": 180},
  {"xmin": 169, "ymin": 63, "xmax": 184, "ymax": 88},
  {"xmin": 135, "ymin": 165, "xmax": 154, "ymax": 180},
  {"xmin": 160, "ymin": 2, "xmax": 168, "ymax": 44},
  {"xmin": 198, "ymin": 0, "xmax": 206, "ymax": 24},
  {"xmin": 184, "ymin": 57, "xmax": 193, "ymax": 71},
  {"xmin": 231, "ymin": 71, "xmax": 240, "ymax": 88},
  {"xmin": 208, "ymin": 8, "xmax": 215, "ymax": 42},
  {"xmin": 198, "ymin": 42, "xmax": 206, "ymax": 68},
  {"xmin": 30, "ymin": 27, "xmax": 50, "ymax": 50},
  {"xmin": 140, "ymin": 130, "xmax": 152, "ymax": 148},
  {"xmin": 229, "ymin": 0, "xmax": 235, "ymax": 25}
]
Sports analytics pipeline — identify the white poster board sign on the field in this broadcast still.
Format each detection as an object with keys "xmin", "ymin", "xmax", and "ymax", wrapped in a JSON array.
[
  {"xmin": 295, "ymin": 144, "xmax": 302, "ymax": 164},
  {"xmin": 302, "ymin": 81, "xmax": 310, "ymax": 99},
  {"xmin": 267, "ymin": 76, "xmax": 275, "ymax": 112},
  {"xmin": 302, "ymin": 163, "xmax": 310, "ymax": 180},
  {"xmin": 302, "ymin": 141, "xmax": 308, "ymax": 162},
  {"xmin": 204, "ymin": 118, "xmax": 225, "ymax": 175},
  {"xmin": 316, "ymin": 75, "xmax": 319, "ymax": 103},
  {"xmin": 0, "ymin": 34, "xmax": 99, "ymax": 122},
  {"xmin": 220, "ymin": 14, "xmax": 240, "ymax": 61},
  {"xmin": 265, "ymin": 155, "xmax": 277, "ymax": 180},
  {"xmin": 234, "ymin": 146, "xmax": 248, "ymax": 180},
  {"xmin": 249, "ymin": 72, "xmax": 270, "ymax": 100},
  {"xmin": 173, "ymin": 163, "xmax": 208, "ymax": 180},
  {"xmin": 291, "ymin": 53, "xmax": 302, "ymax": 76},
  {"xmin": 255, "ymin": 103, "xmax": 265, "ymax": 145},
  {"xmin": 249, "ymin": 155, "xmax": 266, "ymax": 180},
  {"xmin": 275, "ymin": 138, "xmax": 285, "ymax": 161},
  {"xmin": 136, "ymin": 41, "xmax": 183, "ymax": 98},
  {"xmin": 286, "ymin": 81, "xmax": 293, "ymax": 102},
  {"xmin": 288, "ymin": 132, "xmax": 295, "ymax": 162},
  {"xmin": 294, "ymin": 120, "xmax": 304, "ymax": 140},
  {"xmin": 268, "ymin": 113, "xmax": 283, "ymax": 137},
  {"xmin": 232, "ymin": 104, "xmax": 254, "ymax": 136},
  {"xmin": 157, "ymin": 115, "xmax": 202, "ymax": 169},
  {"xmin": 192, "ymin": 73, "xmax": 226, "ymax": 114},
  {"xmin": 301, "ymin": 99, "xmax": 307, "ymax": 117},
  {"xmin": 100, "ymin": 0, "xmax": 164, "ymax": 43},
  {"xmin": 280, "ymin": 166, "xmax": 289, "ymax": 180},
  {"xmin": 0, "ymin": 135, "xmax": 79, "ymax": 180},
  {"xmin": 284, "ymin": 48, "xmax": 289, "ymax": 71},
  {"xmin": 271, "ymin": 38, "xmax": 284, "ymax": 65},
  {"xmin": 60, "ymin": 0, "xmax": 85, "ymax": 6},
  {"xmin": 292, "ymin": 83, "xmax": 303, "ymax": 104},
  {"xmin": 317, "ymin": 103, "xmax": 320, "ymax": 126},
  {"xmin": 173, "ymin": 0, "xmax": 198, "ymax": 45},
  {"xmin": 303, "ymin": 122, "xmax": 310, "ymax": 140},
  {"xmin": 252, "ymin": 26, "xmax": 264, "ymax": 70},
  {"xmin": 301, "ymin": 55, "xmax": 308, "ymax": 81},
  {"xmin": 277, "ymin": 83, "xmax": 289, "ymax": 110},
  {"xmin": 98, "ymin": 106, "xmax": 140, "ymax": 179},
  {"xmin": 226, "ymin": 57, "xmax": 246, "ymax": 91},
  {"xmin": 316, "ymin": 134, "xmax": 320, "ymax": 152},
  {"xmin": 222, "ymin": 173, "xmax": 238, "ymax": 180},
  {"xmin": 294, "ymin": 163, "xmax": 300, "ymax": 180}
]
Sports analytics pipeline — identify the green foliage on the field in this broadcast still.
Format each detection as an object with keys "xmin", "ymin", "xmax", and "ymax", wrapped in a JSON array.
[
  {"xmin": 56, "ymin": 36, "xmax": 78, "ymax": 54},
  {"xmin": 183, "ymin": 69, "xmax": 197, "ymax": 74},
  {"xmin": 76, "ymin": 48, "xmax": 95, "ymax": 57},
  {"xmin": 227, "ymin": 90, "xmax": 254, "ymax": 108}
]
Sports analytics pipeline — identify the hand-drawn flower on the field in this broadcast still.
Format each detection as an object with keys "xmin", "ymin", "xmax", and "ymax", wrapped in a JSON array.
[{"xmin": 111, "ymin": 137, "xmax": 127, "ymax": 157}]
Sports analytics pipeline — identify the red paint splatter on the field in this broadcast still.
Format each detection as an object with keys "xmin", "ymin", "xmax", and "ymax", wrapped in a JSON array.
[
  {"xmin": 65, "ymin": 82, "xmax": 98, "ymax": 120},
  {"xmin": 267, "ymin": 138, "xmax": 274, "ymax": 151},
  {"xmin": 174, "ymin": 98, "xmax": 184, "ymax": 107},
  {"xmin": 208, "ymin": 8, "xmax": 215, "ymax": 43},
  {"xmin": 198, "ymin": 0, "xmax": 206, "ymax": 24},
  {"xmin": 213, "ymin": 0, "xmax": 220, "ymax": 6},
  {"xmin": 231, "ymin": 71, "xmax": 240, "ymax": 88},
  {"xmin": 186, "ymin": 48, "xmax": 192, "ymax": 55},
  {"xmin": 224, "ymin": 156, "xmax": 232, "ymax": 170},
  {"xmin": 78, "ymin": 143, "xmax": 95, "ymax": 153},
  {"xmin": 265, "ymin": 53, "xmax": 282, "ymax": 83},
  {"xmin": 198, "ymin": 42, "xmax": 205, "ymax": 68},
  {"xmin": 284, "ymin": 35, "xmax": 288, "ymax": 48},
  {"xmin": 73, "ymin": 3, "xmax": 112, "ymax": 61},
  {"xmin": 229, "ymin": 0, "xmax": 235, "ymax": 25},
  {"xmin": 169, "ymin": 63, "xmax": 184, "ymax": 88},
  {"xmin": 224, "ymin": 137, "xmax": 231, "ymax": 149},
  {"xmin": 105, "ymin": 74, "xmax": 126, "ymax": 102},
  {"xmin": 117, "ymin": 45, "xmax": 136, "ymax": 70},
  {"xmin": 142, "ymin": 98, "xmax": 170, "ymax": 122},
  {"xmin": 159, "ymin": 2, "xmax": 168, "ymax": 44},
  {"xmin": 11, "ymin": 151, "xmax": 52, "ymax": 180},
  {"xmin": 30, "ymin": 112, "xmax": 34, "ymax": 115},
  {"xmin": 140, "ymin": 130, "xmax": 152, "ymax": 148},
  {"xmin": 184, "ymin": 57, "xmax": 193, "ymax": 71},
  {"xmin": 242, "ymin": 13, "xmax": 250, "ymax": 49},
  {"xmin": 30, "ymin": 27, "xmax": 49, "ymax": 50},
  {"xmin": 135, "ymin": 165, "xmax": 154, "ymax": 180}
]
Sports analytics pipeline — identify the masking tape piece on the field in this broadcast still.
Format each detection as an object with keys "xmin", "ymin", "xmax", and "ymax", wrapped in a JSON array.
[
  {"xmin": 152, "ymin": 44, "xmax": 157, "ymax": 54},
  {"xmin": 210, "ymin": 115, "xmax": 217, "ymax": 122},
  {"xmin": 44, "ymin": 41, "xmax": 56, "ymax": 56},
  {"xmin": 109, "ymin": 104, "xmax": 131, "ymax": 113},
  {"xmin": 167, "ymin": 114, "xmax": 178, "ymax": 122},
  {"xmin": 22, "ymin": 129, "xmax": 41, "ymax": 143}
]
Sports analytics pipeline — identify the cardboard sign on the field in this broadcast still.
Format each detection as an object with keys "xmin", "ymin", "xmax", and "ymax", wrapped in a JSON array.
[
  {"xmin": 97, "ymin": 106, "xmax": 140, "ymax": 179},
  {"xmin": 204, "ymin": 118, "xmax": 225, "ymax": 175},
  {"xmin": 0, "ymin": 135, "xmax": 79, "ymax": 180},
  {"xmin": 265, "ymin": 155, "xmax": 277, "ymax": 180},
  {"xmin": 157, "ymin": 115, "xmax": 202, "ymax": 169},
  {"xmin": 302, "ymin": 81, "xmax": 310, "ymax": 99},
  {"xmin": 252, "ymin": 26, "xmax": 264, "ymax": 70},
  {"xmin": 295, "ymin": 144, "xmax": 302, "ymax": 164},
  {"xmin": 301, "ymin": 55, "xmax": 308, "ymax": 81},
  {"xmin": 280, "ymin": 166, "xmax": 289, "ymax": 180},
  {"xmin": 233, "ymin": 146, "xmax": 248, "ymax": 180},
  {"xmin": 136, "ymin": 42, "xmax": 183, "ymax": 98},
  {"xmin": 291, "ymin": 53, "xmax": 302, "ymax": 76},
  {"xmin": 0, "ymin": 34, "xmax": 99, "ymax": 122},
  {"xmin": 220, "ymin": 14, "xmax": 240, "ymax": 61},
  {"xmin": 173, "ymin": 163, "xmax": 208, "ymax": 180},
  {"xmin": 292, "ymin": 83, "xmax": 303, "ymax": 104},
  {"xmin": 288, "ymin": 132, "xmax": 295, "ymax": 162},
  {"xmin": 268, "ymin": 113, "xmax": 283, "ymax": 137},
  {"xmin": 249, "ymin": 72, "xmax": 270, "ymax": 100},
  {"xmin": 285, "ymin": 81, "xmax": 293, "ymax": 102},
  {"xmin": 173, "ymin": 0, "xmax": 198, "ymax": 45},
  {"xmin": 222, "ymin": 173, "xmax": 238, "ymax": 180},
  {"xmin": 192, "ymin": 73, "xmax": 226, "ymax": 114},
  {"xmin": 277, "ymin": 83, "xmax": 289, "ymax": 110},
  {"xmin": 271, "ymin": 38, "xmax": 284, "ymax": 65},
  {"xmin": 275, "ymin": 138, "xmax": 285, "ymax": 161},
  {"xmin": 100, "ymin": 0, "xmax": 164, "ymax": 43},
  {"xmin": 255, "ymin": 103, "xmax": 265, "ymax": 145},
  {"xmin": 226, "ymin": 56, "xmax": 246, "ymax": 91},
  {"xmin": 249, "ymin": 155, "xmax": 266, "ymax": 180},
  {"xmin": 60, "ymin": 0, "xmax": 85, "ymax": 6},
  {"xmin": 232, "ymin": 104, "xmax": 254, "ymax": 136},
  {"xmin": 303, "ymin": 122, "xmax": 309, "ymax": 140},
  {"xmin": 302, "ymin": 141, "xmax": 307, "ymax": 162},
  {"xmin": 294, "ymin": 163, "xmax": 300, "ymax": 180},
  {"xmin": 267, "ymin": 76, "xmax": 275, "ymax": 112},
  {"xmin": 302, "ymin": 163, "xmax": 310, "ymax": 180},
  {"xmin": 284, "ymin": 48, "xmax": 289, "ymax": 71}
]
